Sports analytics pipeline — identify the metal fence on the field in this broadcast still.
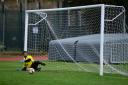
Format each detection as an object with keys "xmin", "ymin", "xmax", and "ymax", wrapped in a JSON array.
[
  {"xmin": 0, "ymin": 0, "xmax": 58, "ymax": 51},
  {"xmin": 0, "ymin": 0, "xmax": 128, "ymax": 52},
  {"xmin": 0, "ymin": 3, "xmax": 24, "ymax": 51}
]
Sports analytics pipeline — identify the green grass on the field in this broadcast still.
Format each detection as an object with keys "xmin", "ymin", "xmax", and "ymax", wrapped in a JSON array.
[{"xmin": 0, "ymin": 61, "xmax": 128, "ymax": 85}]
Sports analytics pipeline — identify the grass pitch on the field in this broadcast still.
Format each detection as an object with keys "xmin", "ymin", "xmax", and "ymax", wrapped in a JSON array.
[{"xmin": 0, "ymin": 61, "xmax": 128, "ymax": 85}]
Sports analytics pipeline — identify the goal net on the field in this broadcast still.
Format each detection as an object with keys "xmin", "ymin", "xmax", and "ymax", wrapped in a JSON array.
[{"xmin": 24, "ymin": 4, "xmax": 128, "ymax": 76}]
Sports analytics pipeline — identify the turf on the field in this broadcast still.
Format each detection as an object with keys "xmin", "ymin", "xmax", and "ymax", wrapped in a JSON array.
[{"xmin": 0, "ymin": 61, "xmax": 128, "ymax": 85}]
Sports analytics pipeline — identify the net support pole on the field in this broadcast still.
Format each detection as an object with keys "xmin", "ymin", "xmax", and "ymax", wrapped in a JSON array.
[
  {"xmin": 24, "ymin": 12, "xmax": 29, "ymax": 51},
  {"xmin": 123, "ymin": 7, "xmax": 126, "ymax": 33},
  {"xmin": 100, "ymin": 4, "xmax": 105, "ymax": 76}
]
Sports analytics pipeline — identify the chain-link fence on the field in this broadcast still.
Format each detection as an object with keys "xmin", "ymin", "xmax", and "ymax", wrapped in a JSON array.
[
  {"xmin": 0, "ymin": 1, "xmax": 23, "ymax": 51},
  {"xmin": 0, "ymin": 0, "xmax": 128, "ymax": 52},
  {"xmin": 0, "ymin": 0, "xmax": 58, "ymax": 52}
]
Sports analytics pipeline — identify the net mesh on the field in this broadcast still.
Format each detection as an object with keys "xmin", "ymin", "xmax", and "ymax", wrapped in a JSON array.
[
  {"xmin": 104, "ymin": 6, "xmax": 128, "ymax": 75},
  {"xmin": 25, "ymin": 5, "xmax": 128, "ymax": 76}
]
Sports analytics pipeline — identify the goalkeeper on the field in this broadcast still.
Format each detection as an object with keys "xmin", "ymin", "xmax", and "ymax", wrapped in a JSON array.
[{"xmin": 21, "ymin": 51, "xmax": 46, "ymax": 71}]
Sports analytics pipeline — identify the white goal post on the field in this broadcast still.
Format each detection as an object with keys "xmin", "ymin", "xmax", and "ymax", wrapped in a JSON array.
[{"xmin": 24, "ymin": 4, "xmax": 128, "ymax": 76}]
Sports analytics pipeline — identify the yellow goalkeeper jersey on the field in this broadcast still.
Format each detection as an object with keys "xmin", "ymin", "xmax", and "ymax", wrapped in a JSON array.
[{"xmin": 23, "ymin": 55, "xmax": 34, "ymax": 68}]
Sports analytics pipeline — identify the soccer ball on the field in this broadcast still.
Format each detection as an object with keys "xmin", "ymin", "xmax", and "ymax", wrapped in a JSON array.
[{"xmin": 27, "ymin": 68, "xmax": 35, "ymax": 74}]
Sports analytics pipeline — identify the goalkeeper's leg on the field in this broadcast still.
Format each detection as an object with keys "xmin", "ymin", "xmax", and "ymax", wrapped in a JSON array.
[
  {"xmin": 21, "ymin": 67, "xmax": 27, "ymax": 71},
  {"xmin": 31, "ymin": 61, "xmax": 46, "ymax": 71}
]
